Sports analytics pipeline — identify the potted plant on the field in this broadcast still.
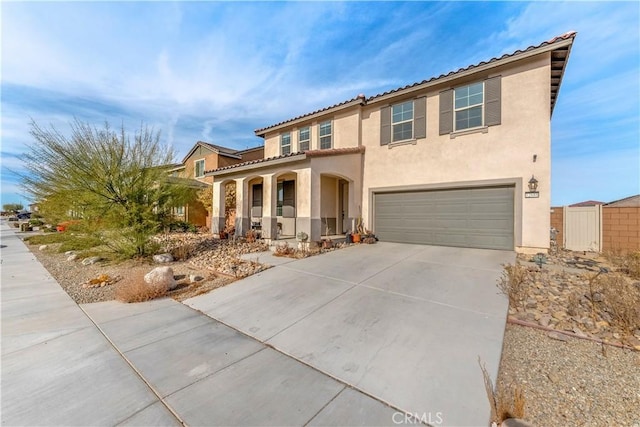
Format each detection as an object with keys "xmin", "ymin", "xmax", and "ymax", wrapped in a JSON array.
[{"xmin": 352, "ymin": 215, "xmax": 365, "ymax": 243}]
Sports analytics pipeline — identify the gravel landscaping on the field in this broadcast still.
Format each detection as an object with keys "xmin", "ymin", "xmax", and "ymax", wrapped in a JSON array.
[
  {"xmin": 496, "ymin": 249, "xmax": 640, "ymax": 425},
  {"xmin": 26, "ymin": 232, "xmax": 270, "ymax": 304}
]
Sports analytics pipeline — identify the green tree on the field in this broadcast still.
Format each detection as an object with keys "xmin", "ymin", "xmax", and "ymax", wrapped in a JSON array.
[
  {"xmin": 2, "ymin": 203, "xmax": 24, "ymax": 212},
  {"xmin": 21, "ymin": 119, "xmax": 192, "ymax": 257}
]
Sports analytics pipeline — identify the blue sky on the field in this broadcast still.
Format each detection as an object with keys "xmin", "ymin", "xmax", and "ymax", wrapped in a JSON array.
[{"xmin": 1, "ymin": 1, "xmax": 638, "ymax": 207}]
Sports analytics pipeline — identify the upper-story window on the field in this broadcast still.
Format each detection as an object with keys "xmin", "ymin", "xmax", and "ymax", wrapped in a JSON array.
[
  {"xmin": 194, "ymin": 159, "xmax": 205, "ymax": 178},
  {"xmin": 298, "ymin": 127, "xmax": 310, "ymax": 151},
  {"xmin": 281, "ymin": 132, "xmax": 291, "ymax": 155},
  {"xmin": 319, "ymin": 120, "xmax": 332, "ymax": 149},
  {"xmin": 392, "ymin": 101, "xmax": 414, "ymax": 142},
  {"xmin": 439, "ymin": 77, "xmax": 501, "ymax": 136},
  {"xmin": 454, "ymin": 82, "xmax": 483, "ymax": 131},
  {"xmin": 380, "ymin": 98, "xmax": 426, "ymax": 146}
]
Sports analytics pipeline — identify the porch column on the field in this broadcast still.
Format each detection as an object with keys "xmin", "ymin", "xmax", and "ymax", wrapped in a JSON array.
[
  {"xmin": 211, "ymin": 180, "xmax": 225, "ymax": 236},
  {"xmin": 295, "ymin": 169, "xmax": 322, "ymax": 242},
  {"xmin": 261, "ymin": 174, "xmax": 278, "ymax": 241},
  {"xmin": 235, "ymin": 177, "xmax": 250, "ymax": 237}
]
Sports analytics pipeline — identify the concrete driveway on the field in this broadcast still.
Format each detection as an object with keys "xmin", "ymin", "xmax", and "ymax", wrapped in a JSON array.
[{"xmin": 185, "ymin": 242, "xmax": 515, "ymax": 426}]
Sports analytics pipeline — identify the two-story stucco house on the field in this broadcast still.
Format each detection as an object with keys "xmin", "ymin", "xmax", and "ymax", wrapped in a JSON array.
[
  {"xmin": 207, "ymin": 32, "xmax": 576, "ymax": 253},
  {"xmin": 170, "ymin": 141, "xmax": 263, "ymax": 229}
]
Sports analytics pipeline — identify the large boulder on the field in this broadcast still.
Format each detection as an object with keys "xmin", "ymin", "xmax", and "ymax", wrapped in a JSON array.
[{"xmin": 144, "ymin": 266, "xmax": 177, "ymax": 291}]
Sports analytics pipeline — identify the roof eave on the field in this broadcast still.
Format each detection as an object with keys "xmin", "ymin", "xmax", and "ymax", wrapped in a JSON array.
[
  {"xmin": 368, "ymin": 37, "xmax": 576, "ymax": 106},
  {"xmin": 254, "ymin": 98, "xmax": 364, "ymax": 137},
  {"xmin": 207, "ymin": 153, "xmax": 308, "ymax": 177}
]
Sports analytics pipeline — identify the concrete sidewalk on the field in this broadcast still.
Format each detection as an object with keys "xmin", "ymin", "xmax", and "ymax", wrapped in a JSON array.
[
  {"xmin": 0, "ymin": 222, "xmax": 180, "ymax": 426},
  {"xmin": 1, "ymin": 223, "xmax": 400, "ymax": 426}
]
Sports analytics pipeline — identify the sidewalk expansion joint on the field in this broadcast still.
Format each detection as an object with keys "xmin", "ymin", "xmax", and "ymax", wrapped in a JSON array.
[{"xmin": 79, "ymin": 305, "xmax": 187, "ymax": 427}]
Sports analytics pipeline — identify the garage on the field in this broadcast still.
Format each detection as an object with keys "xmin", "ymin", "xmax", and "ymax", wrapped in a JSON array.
[{"xmin": 373, "ymin": 186, "xmax": 514, "ymax": 250}]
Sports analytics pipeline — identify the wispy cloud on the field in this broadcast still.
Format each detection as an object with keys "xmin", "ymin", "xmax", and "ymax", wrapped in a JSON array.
[{"xmin": 1, "ymin": 1, "xmax": 638, "ymax": 205}]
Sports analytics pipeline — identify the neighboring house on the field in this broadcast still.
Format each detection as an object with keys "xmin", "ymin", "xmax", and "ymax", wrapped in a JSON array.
[
  {"xmin": 569, "ymin": 200, "xmax": 604, "ymax": 207},
  {"xmin": 170, "ymin": 141, "xmax": 264, "ymax": 229},
  {"xmin": 604, "ymin": 194, "xmax": 640, "ymax": 207},
  {"xmin": 208, "ymin": 32, "xmax": 576, "ymax": 253}
]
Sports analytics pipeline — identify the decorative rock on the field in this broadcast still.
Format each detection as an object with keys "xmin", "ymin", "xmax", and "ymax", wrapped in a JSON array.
[
  {"xmin": 144, "ymin": 266, "xmax": 177, "ymax": 291},
  {"xmin": 39, "ymin": 245, "xmax": 48, "ymax": 251},
  {"xmin": 153, "ymin": 253, "xmax": 174, "ymax": 263},
  {"xmin": 525, "ymin": 298, "xmax": 537, "ymax": 309},
  {"xmin": 547, "ymin": 331, "xmax": 569, "ymax": 342},
  {"xmin": 539, "ymin": 314, "xmax": 552, "ymax": 328},
  {"xmin": 81, "ymin": 256, "xmax": 102, "ymax": 266},
  {"xmin": 552, "ymin": 311, "xmax": 565, "ymax": 320},
  {"xmin": 67, "ymin": 253, "xmax": 78, "ymax": 261},
  {"xmin": 189, "ymin": 274, "xmax": 203, "ymax": 283},
  {"xmin": 64, "ymin": 250, "xmax": 76, "ymax": 256},
  {"xmin": 502, "ymin": 418, "xmax": 536, "ymax": 427},
  {"xmin": 547, "ymin": 371, "xmax": 560, "ymax": 384}
]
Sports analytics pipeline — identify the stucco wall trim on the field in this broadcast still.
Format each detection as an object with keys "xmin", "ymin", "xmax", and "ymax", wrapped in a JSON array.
[
  {"xmin": 388, "ymin": 139, "xmax": 418, "ymax": 149},
  {"xmin": 450, "ymin": 126, "xmax": 489, "ymax": 139},
  {"xmin": 368, "ymin": 177, "xmax": 523, "ymax": 247}
]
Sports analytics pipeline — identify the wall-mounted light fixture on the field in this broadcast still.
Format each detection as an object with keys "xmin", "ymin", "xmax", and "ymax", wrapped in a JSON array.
[{"xmin": 526, "ymin": 175, "xmax": 540, "ymax": 198}]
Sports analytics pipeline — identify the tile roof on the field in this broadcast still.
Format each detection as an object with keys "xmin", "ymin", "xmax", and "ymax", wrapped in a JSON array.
[
  {"xmin": 254, "ymin": 31, "xmax": 576, "ymax": 135},
  {"xmin": 254, "ymin": 95, "xmax": 366, "ymax": 135},
  {"xmin": 604, "ymin": 194, "xmax": 640, "ymax": 207},
  {"xmin": 206, "ymin": 146, "xmax": 365, "ymax": 175}
]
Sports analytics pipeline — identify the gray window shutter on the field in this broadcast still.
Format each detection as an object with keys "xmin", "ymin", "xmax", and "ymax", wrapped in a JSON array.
[
  {"xmin": 485, "ymin": 76, "xmax": 501, "ymax": 126},
  {"xmin": 380, "ymin": 106, "xmax": 391, "ymax": 145},
  {"xmin": 439, "ymin": 89, "xmax": 453, "ymax": 135},
  {"xmin": 414, "ymin": 97, "xmax": 426, "ymax": 139},
  {"xmin": 282, "ymin": 180, "xmax": 295, "ymax": 218}
]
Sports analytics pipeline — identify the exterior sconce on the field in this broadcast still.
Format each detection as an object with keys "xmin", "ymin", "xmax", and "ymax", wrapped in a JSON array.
[{"xmin": 526, "ymin": 175, "xmax": 539, "ymax": 198}]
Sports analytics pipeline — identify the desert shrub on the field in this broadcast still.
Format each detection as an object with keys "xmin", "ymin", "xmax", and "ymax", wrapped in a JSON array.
[
  {"xmin": 274, "ymin": 243, "xmax": 295, "ymax": 257},
  {"xmin": 29, "ymin": 219, "xmax": 44, "ymax": 226},
  {"xmin": 115, "ymin": 271, "xmax": 167, "ymax": 303},
  {"xmin": 245, "ymin": 229, "xmax": 258, "ymax": 243},
  {"xmin": 567, "ymin": 292, "xmax": 581, "ymax": 317},
  {"xmin": 497, "ymin": 263, "xmax": 529, "ymax": 309},
  {"xmin": 596, "ymin": 273, "xmax": 640, "ymax": 334},
  {"xmin": 169, "ymin": 242, "xmax": 197, "ymax": 261}
]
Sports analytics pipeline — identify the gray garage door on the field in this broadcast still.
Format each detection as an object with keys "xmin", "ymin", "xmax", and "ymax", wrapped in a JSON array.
[{"xmin": 374, "ymin": 186, "xmax": 514, "ymax": 250}]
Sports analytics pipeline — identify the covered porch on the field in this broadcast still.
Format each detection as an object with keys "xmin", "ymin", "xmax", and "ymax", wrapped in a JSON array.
[{"xmin": 209, "ymin": 148, "xmax": 364, "ymax": 243}]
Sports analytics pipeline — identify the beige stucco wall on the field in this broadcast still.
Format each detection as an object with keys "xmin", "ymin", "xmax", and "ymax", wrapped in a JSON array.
[
  {"xmin": 262, "ymin": 108, "xmax": 361, "ymax": 157},
  {"xmin": 360, "ymin": 54, "xmax": 552, "ymax": 251}
]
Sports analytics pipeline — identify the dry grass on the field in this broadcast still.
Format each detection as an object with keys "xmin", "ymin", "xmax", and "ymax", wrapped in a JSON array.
[
  {"xmin": 480, "ymin": 357, "xmax": 525, "ymax": 423},
  {"xmin": 596, "ymin": 273, "xmax": 640, "ymax": 335},
  {"xmin": 169, "ymin": 242, "xmax": 197, "ymax": 261},
  {"xmin": 245, "ymin": 230, "xmax": 258, "ymax": 244},
  {"xmin": 604, "ymin": 249, "xmax": 640, "ymax": 279},
  {"xmin": 115, "ymin": 271, "xmax": 167, "ymax": 303},
  {"xmin": 497, "ymin": 262, "xmax": 529, "ymax": 309}
]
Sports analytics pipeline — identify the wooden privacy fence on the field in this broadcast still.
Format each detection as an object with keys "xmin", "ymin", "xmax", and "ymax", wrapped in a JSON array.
[{"xmin": 551, "ymin": 206, "xmax": 639, "ymax": 252}]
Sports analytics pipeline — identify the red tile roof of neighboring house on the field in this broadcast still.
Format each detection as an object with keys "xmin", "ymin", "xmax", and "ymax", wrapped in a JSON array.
[
  {"xmin": 604, "ymin": 194, "xmax": 640, "ymax": 207},
  {"xmin": 254, "ymin": 31, "xmax": 576, "ymax": 136},
  {"xmin": 181, "ymin": 141, "xmax": 264, "ymax": 164},
  {"xmin": 206, "ymin": 146, "xmax": 365, "ymax": 175},
  {"xmin": 569, "ymin": 200, "xmax": 604, "ymax": 207}
]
